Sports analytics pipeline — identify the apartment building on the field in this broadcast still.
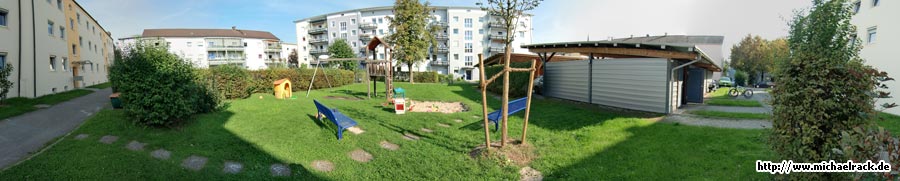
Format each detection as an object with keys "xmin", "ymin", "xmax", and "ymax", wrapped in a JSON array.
[
  {"xmin": 117, "ymin": 28, "xmax": 284, "ymax": 70},
  {"xmin": 293, "ymin": 6, "xmax": 533, "ymax": 81},
  {"xmin": 851, "ymin": 0, "xmax": 899, "ymax": 115},
  {"xmin": 0, "ymin": 0, "xmax": 114, "ymax": 98}
]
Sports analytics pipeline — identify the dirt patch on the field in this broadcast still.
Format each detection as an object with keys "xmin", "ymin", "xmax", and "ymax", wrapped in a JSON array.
[
  {"xmin": 469, "ymin": 140, "xmax": 537, "ymax": 166},
  {"xmin": 408, "ymin": 100, "xmax": 469, "ymax": 113},
  {"xmin": 324, "ymin": 96, "xmax": 363, "ymax": 101}
]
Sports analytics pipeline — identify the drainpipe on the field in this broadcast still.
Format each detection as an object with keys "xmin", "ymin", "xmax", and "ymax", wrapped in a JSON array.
[
  {"xmin": 31, "ymin": 0, "xmax": 37, "ymax": 97},
  {"xmin": 16, "ymin": 0, "xmax": 22, "ymax": 97}
]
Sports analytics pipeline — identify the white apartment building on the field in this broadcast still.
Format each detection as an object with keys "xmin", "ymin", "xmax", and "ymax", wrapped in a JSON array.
[
  {"xmin": 0, "ymin": 0, "xmax": 114, "ymax": 98},
  {"xmin": 294, "ymin": 6, "xmax": 533, "ymax": 81},
  {"xmin": 117, "ymin": 28, "xmax": 285, "ymax": 70},
  {"xmin": 851, "ymin": 0, "xmax": 899, "ymax": 115}
]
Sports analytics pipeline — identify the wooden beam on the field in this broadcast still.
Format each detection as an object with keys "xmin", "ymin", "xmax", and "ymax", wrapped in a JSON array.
[
  {"xmin": 509, "ymin": 68, "xmax": 534, "ymax": 72},
  {"xmin": 529, "ymin": 47, "xmax": 697, "ymax": 60}
]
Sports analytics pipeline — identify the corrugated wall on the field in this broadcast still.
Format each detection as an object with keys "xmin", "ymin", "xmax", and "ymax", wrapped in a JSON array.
[
  {"xmin": 544, "ymin": 60, "xmax": 590, "ymax": 102},
  {"xmin": 544, "ymin": 58, "xmax": 670, "ymax": 113},
  {"xmin": 591, "ymin": 59, "xmax": 669, "ymax": 113}
]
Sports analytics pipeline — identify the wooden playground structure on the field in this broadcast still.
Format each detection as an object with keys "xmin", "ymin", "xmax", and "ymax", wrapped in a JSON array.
[{"xmin": 304, "ymin": 36, "xmax": 396, "ymax": 103}]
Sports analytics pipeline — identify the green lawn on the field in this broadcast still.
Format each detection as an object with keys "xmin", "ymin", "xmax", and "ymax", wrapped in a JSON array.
[
  {"xmin": 706, "ymin": 89, "xmax": 763, "ymax": 107},
  {"xmin": 690, "ymin": 110, "xmax": 770, "ymax": 120},
  {"xmin": 0, "ymin": 83, "xmax": 773, "ymax": 180},
  {"xmin": 878, "ymin": 113, "xmax": 900, "ymax": 135},
  {"xmin": 87, "ymin": 82, "xmax": 112, "ymax": 89},
  {"xmin": 0, "ymin": 89, "xmax": 94, "ymax": 120}
]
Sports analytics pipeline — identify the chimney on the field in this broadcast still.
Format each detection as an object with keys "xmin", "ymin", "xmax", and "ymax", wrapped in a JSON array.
[{"xmin": 232, "ymin": 26, "xmax": 237, "ymax": 30}]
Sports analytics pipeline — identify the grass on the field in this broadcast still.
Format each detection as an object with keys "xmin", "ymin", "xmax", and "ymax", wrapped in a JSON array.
[
  {"xmin": 0, "ymin": 89, "xmax": 94, "ymax": 120},
  {"xmin": 0, "ymin": 83, "xmax": 774, "ymax": 180},
  {"xmin": 87, "ymin": 83, "xmax": 112, "ymax": 89},
  {"xmin": 706, "ymin": 88, "xmax": 764, "ymax": 107},
  {"xmin": 690, "ymin": 110, "xmax": 770, "ymax": 120},
  {"xmin": 877, "ymin": 112, "xmax": 900, "ymax": 135}
]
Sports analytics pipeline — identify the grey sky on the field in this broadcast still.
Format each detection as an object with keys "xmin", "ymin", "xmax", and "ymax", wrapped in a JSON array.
[{"xmin": 78, "ymin": 0, "xmax": 812, "ymax": 59}]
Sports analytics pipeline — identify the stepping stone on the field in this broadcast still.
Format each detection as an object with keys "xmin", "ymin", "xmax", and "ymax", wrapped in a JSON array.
[
  {"xmin": 99, "ymin": 135, "xmax": 119, "ymax": 144},
  {"xmin": 181, "ymin": 155, "xmax": 208, "ymax": 171},
  {"xmin": 380, "ymin": 141, "xmax": 399, "ymax": 151},
  {"xmin": 125, "ymin": 140, "xmax": 146, "ymax": 151},
  {"xmin": 347, "ymin": 126, "xmax": 365, "ymax": 135},
  {"xmin": 223, "ymin": 161, "xmax": 243, "ymax": 174},
  {"xmin": 74, "ymin": 134, "xmax": 89, "ymax": 140},
  {"xmin": 310, "ymin": 160, "xmax": 334, "ymax": 172},
  {"xmin": 33, "ymin": 104, "xmax": 51, "ymax": 109},
  {"xmin": 402, "ymin": 133, "xmax": 421, "ymax": 141},
  {"xmin": 519, "ymin": 166, "xmax": 543, "ymax": 181},
  {"xmin": 270, "ymin": 163, "xmax": 292, "ymax": 176},
  {"xmin": 348, "ymin": 149, "xmax": 373, "ymax": 163},
  {"xmin": 455, "ymin": 119, "xmax": 464, "ymax": 123},
  {"xmin": 420, "ymin": 128, "xmax": 434, "ymax": 133},
  {"xmin": 437, "ymin": 123, "xmax": 451, "ymax": 128},
  {"xmin": 150, "ymin": 149, "xmax": 171, "ymax": 160}
]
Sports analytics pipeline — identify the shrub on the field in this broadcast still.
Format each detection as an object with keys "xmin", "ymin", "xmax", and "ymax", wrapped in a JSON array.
[
  {"xmin": 208, "ymin": 65, "xmax": 253, "ymax": 99},
  {"xmin": 412, "ymin": 71, "xmax": 441, "ymax": 83},
  {"xmin": 245, "ymin": 68, "xmax": 355, "ymax": 94},
  {"xmin": 110, "ymin": 46, "xmax": 220, "ymax": 126},
  {"xmin": 0, "ymin": 63, "xmax": 13, "ymax": 105},
  {"xmin": 484, "ymin": 62, "xmax": 533, "ymax": 98},
  {"xmin": 734, "ymin": 70, "xmax": 748, "ymax": 87}
]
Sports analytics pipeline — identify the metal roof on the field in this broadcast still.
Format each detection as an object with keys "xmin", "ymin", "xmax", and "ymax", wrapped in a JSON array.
[{"xmin": 522, "ymin": 35, "xmax": 725, "ymax": 71}]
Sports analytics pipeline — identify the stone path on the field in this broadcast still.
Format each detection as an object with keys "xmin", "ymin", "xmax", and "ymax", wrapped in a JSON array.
[
  {"xmin": 270, "ymin": 163, "xmax": 292, "ymax": 176},
  {"xmin": 0, "ymin": 88, "xmax": 111, "ymax": 169},
  {"xmin": 223, "ymin": 161, "xmax": 243, "ymax": 174},
  {"xmin": 99, "ymin": 135, "xmax": 119, "ymax": 144},
  {"xmin": 150, "ymin": 149, "xmax": 171, "ymax": 160},
  {"xmin": 347, "ymin": 127, "xmax": 365, "ymax": 135},
  {"xmin": 181, "ymin": 155, "xmax": 208, "ymax": 171},
  {"xmin": 380, "ymin": 141, "xmax": 400, "ymax": 151},
  {"xmin": 662, "ymin": 114, "xmax": 771, "ymax": 129},
  {"xmin": 349, "ymin": 149, "xmax": 373, "ymax": 163},
  {"xmin": 74, "ymin": 134, "xmax": 89, "ymax": 140},
  {"xmin": 420, "ymin": 128, "xmax": 434, "ymax": 133},
  {"xmin": 311, "ymin": 160, "xmax": 334, "ymax": 172},
  {"xmin": 679, "ymin": 105, "xmax": 770, "ymax": 114},
  {"xmin": 519, "ymin": 166, "xmax": 543, "ymax": 181},
  {"xmin": 402, "ymin": 133, "xmax": 421, "ymax": 141},
  {"xmin": 454, "ymin": 119, "xmax": 463, "ymax": 123},
  {"xmin": 437, "ymin": 123, "xmax": 451, "ymax": 128},
  {"xmin": 125, "ymin": 140, "xmax": 146, "ymax": 151}
]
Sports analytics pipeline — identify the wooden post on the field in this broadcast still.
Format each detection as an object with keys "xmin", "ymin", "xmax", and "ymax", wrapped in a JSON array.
[
  {"xmin": 521, "ymin": 59, "xmax": 537, "ymax": 144},
  {"xmin": 478, "ymin": 54, "xmax": 491, "ymax": 153}
]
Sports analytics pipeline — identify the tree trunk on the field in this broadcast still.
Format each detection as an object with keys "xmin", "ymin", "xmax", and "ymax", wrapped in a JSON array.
[
  {"xmin": 500, "ymin": 44, "xmax": 511, "ymax": 147},
  {"xmin": 408, "ymin": 63, "xmax": 415, "ymax": 84}
]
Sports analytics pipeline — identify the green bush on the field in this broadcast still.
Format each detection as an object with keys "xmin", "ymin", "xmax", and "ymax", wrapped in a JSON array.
[
  {"xmin": 109, "ymin": 46, "xmax": 220, "ymax": 126},
  {"xmin": 244, "ymin": 68, "xmax": 355, "ymax": 94},
  {"xmin": 484, "ymin": 62, "xmax": 533, "ymax": 98},
  {"xmin": 734, "ymin": 71, "xmax": 748, "ymax": 86},
  {"xmin": 412, "ymin": 71, "xmax": 441, "ymax": 83},
  {"xmin": 208, "ymin": 65, "xmax": 253, "ymax": 99}
]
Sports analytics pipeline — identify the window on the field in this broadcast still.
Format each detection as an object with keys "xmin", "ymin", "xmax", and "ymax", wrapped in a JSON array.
[
  {"xmin": 49, "ymin": 56, "xmax": 57, "ymax": 71},
  {"xmin": 340, "ymin": 22, "xmax": 347, "ymax": 31},
  {"xmin": 853, "ymin": 1, "xmax": 861, "ymax": 14},
  {"xmin": 331, "ymin": 21, "xmax": 335, "ymax": 27},
  {"xmin": 69, "ymin": 18, "xmax": 73, "ymax": 28},
  {"xmin": 465, "ymin": 56, "xmax": 473, "ymax": 66},
  {"xmin": 465, "ymin": 43, "xmax": 473, "ymax": 53},
  {"xmin": 1, "ymin": 10, "xmax": 7, "ymax": 26},
  {"xmin": 465, "ymin": 31, "xmax": 472, "ymax": 40},
  {"xmin": 79, "ymin": 36, "xmax": 82, "ymax": 46},
  {"xmin": 351, "ymin": 30, "xmax": 357, "ymax": 36},
  {"xmin": 453, "ymin": 54, "xmax": 459, "ymax": 60},
  {"xmin": 62, "ymin": 58, "xmax": 68, "ymax": 71},
  {"xmin": 873, "ymin": 0, "xmax": 880, "ymax": 7},
  {"xmin": 867, "ymin": 27, "xmax": 877, "ymax": 44},
  {"xmin": 72, "ymin": 44, "xmax": 77, "ymax": 55},
  {"xmin": 351, "ymin": 19, "xmax": 356, "ymax": 24},
  {"xmin": 341, "ymin": 33, "xmax": 347, "ymax": 39},
  {"xmin": 60, "ymin": 27, "xmax": 65, "ymax": 38},
  {"xmin": 478, "ymin": 17, "xmax": 484, "ymax": 22},
  {"xmin": 76, "ymin": 13, "xmax": 81, "ymax": 23},
  {"xmin": 379, "ymin": 29, "xmax": 384, "ymax": 35},
  {"xmin": 0, "ymin": 54, "xmax": 6, "ymax": 69},
  {"xmin": 479, "ymin": 29, "xmax": 484, "ymax": 35},
  {"xmin": 378, "ymin": 18, "xmax": 383, "ymax": 24},
  {"xmin": 244, "ymin": 42, "xmax": 248, "ymax": 47},
  {"xmin": 332, "ymin": 32, "xmax": 336, "ymax": 38},
  {"xmin": 372, "ymin": 18, "xmax": 377, "ymax": 24},
  {"xmin": 352, "ymin": 42, "xmax": 357, "ymax": 47},
  {"xmin": 453, "ymin": 16, "xmax": 459, "ymax": 22},
  {"xmin": 48, "ymin": 21, "xmax": 55, "ymax": 35},
  {"xmin": 187, "ymin": 42, "xmax": 192, "ymax": 47},
  {"xmin": 453, "ymin": 29, "xmax": 459, "ymax": 34},
  {"xmin": 464, "ymin": 18, "xmax": 472, "ymax": 28},
  {"xmin": 57, "ymin": 0, "xmax": 62, "ymax": 10},
  {"xmin": 519, "ymin": 31, "xmax": 525, "ymax": 38}
]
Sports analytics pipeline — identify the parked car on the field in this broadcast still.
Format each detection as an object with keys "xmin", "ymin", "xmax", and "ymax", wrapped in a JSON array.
[{"xmin": 718, "ymin": 77, "xmax": 734, "ymax": 87}]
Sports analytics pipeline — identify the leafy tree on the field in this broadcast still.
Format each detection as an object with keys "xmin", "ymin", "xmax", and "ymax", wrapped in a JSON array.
[
  {"xmin": 328, "ymin": 39, "xmax": 357, "ymax": 70},
  {"xmin": 288, "ymin": 49, "xmax": 299, "ymax": 68},
  {"xmin": 766, "ymin": 38, "xmax": 789, "ymax": 79},
  {"xmin": 387, "ymin": 0, "xmax": 437, "ymax": 83},
  {"xmin": 481, "ymin": 0, "xmax": 542, "ymax": 147},
  {"xmin": 771, "ymin": 0, "xmax": 895, "ymax": 179},
  {"xmin": 0, "ymin": 63, "xmax": 13, "ymax": 105},
  {"xmin": 730, "ymin": 35, "xmax": 772, "ymax": 85}
]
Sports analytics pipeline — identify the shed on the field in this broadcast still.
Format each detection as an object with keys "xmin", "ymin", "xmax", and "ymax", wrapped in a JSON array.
[{"xmin": 522, "ymin": 35, "xmax": 723, "ymax": 113}]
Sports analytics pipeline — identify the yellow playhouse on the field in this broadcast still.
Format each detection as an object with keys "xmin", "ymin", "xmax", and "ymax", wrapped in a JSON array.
[{"xmin": 273, "ymin": 79, "xmax": 292, "ymax": 99}]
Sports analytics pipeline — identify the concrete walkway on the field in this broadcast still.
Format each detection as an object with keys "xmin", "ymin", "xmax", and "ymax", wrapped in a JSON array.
[{"xmin": 0, "ymin": 88, "xmax": 111, "ymax": 169}]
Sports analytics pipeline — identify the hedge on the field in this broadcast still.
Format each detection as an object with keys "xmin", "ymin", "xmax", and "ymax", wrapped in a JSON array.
[
  {"xmin": 196, "ymin": 67, "xmax": 356, "ymax": 97},
  {"xmin": 483, "ymin": 62, "xmax": 533, "ymax": 98}
]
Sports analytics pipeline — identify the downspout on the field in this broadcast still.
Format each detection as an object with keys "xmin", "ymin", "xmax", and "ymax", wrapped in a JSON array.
[
  {"xmin": 588, "ymin": 53, "xmax": 593, "ymax": 104},
  {"xmin": 31, "ymin": 0, "xmax": 37, "ymax": 97},
  {"xmin": 16, "ymin": 0, "xmax": 22, "ymax": 97},
  {"xmin": 668, "ymin": 50, "xmax": 702, "ymax": 113}
]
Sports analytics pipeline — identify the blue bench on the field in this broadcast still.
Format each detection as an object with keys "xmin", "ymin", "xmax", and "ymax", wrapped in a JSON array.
[
  {"xmin": 487, "ymin": 97, "xmax": 528, "ymax": 132},
  {"xmin": 313, "ymin": 100, "xmax": 359, "ymax": 140}
]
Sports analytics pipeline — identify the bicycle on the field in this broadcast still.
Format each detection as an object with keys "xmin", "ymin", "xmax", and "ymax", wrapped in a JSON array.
[{"xmin": 728, "ymin": 86, "xmax": 754, "ymax": 98}]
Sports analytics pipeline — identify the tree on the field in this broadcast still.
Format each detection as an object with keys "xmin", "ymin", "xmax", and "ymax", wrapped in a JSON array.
[
  {"xmin": 288, "ymin": 49, "xmax": 299, "ymax": 68},
  {"xmin": 765, "ymin": 38, "xmax": 789, "ymax": 79},
  {"xmin": 0, "ymin": 63, "xmax": 13, "ymax": 105},
  {"xmin": 771, "ymin": 0, "xmax": 895, "ymax": 179},
  {"xmin": 481, "ymin": 0, "xmax": 542, "ymax": 147},
  {"xmin": 327, "ymin": 39, "xmax": 357, "ymax": 70},
  {"xmin": 730, "ymin": 35, "xmax": 772, "ymax": 85},
  {"xmin": 387, "ymin": 0, "xmax": 437, "ymax": 83}
]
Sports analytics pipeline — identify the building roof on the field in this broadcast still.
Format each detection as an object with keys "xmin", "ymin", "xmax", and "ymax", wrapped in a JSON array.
[
  {"xmin": 522, "ymin": 35, "xmax": 724, "ymax": 71},
  {"xmin": 141, "ymin": 29, "xmax": 280, "ymax": 40}
]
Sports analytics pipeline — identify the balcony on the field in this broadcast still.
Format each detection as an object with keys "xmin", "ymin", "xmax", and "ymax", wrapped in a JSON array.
[
  {"xmin": 207, "ymin": 45, "xmax": 244, "ymax": 51},
  {"xmin": 432, "ymin": 21, "xmax": 448, "ymax": 27},
  {"xmin": 265, "ymin": 45, "xmax": 282, "ymax": 52},
  {"xmin": 430, "ymin": 61, "xmax": 449, "ymax": 66},
  {"xmin": 359, "ymin": 34, "xmax": 373, "ymax": 41},
  {"xmin": 208, "ymin": 57, "xmax": 246, "ymax": 65},
  {"xmin": 435, "ymin": 46, "xmax": 449, "ymax": 53},
  {"xmin": 434, "ymin": 33, "xmax": 448, "ymax": 40},
  {"xmin": 310, "ymin": 38, "xmax": 329, "ymax": 44},
  {"xmin": 310, "ymin": 49, "xmax": 328, "ymax": 55},
  {"xmin": 308, "ymin": 27, "xmax": 327, "ymax": 34},
  {"xmin": 490, "ymin": 34, "xmax": 508, "ymax": 41},
  {"xmin": 489, "ymin": 22, "xmax": 508, "ymax": 29},
  {"xmin": 359, "ymin": 22, "xmax": 377, "ymax": 29},
  {"xmin": 490, "ymin": 47, "xmax": 505, "ymax": 52}
]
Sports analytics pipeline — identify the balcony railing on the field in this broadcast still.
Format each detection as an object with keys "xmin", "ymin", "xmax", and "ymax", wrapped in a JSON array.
[
  {"xmin": 490, "ymin": 47, "xmax": 505, "ymax": 52},
  {"xmin": 464, "ymin": 62, "xmax": 474, "ymax": 67},
  {"xmin": 435, "ymin": 46, "xmax": 449, "ymax": 53},
  {"xmin": 359, "ymin": 34, "xmax": 373, "ymax": 41},
  {"xmin": 433, "ymin": 21, "xmax": 448, "ymax": 27},
  {"xmin": 308, "ymin": 27, "xmax": 327, "ymax": 34},
  {"xmin": 489, "ymin": 22, "xmax": 508, "ymax": 29},
  {"xmin": 430, "ymin": 61, "xmax": 449, "ymax": 66},
  {"xmin": 310, "ymin": 38, "xmax": 328, "ymax": 44},
  {"xmin": 490, "ymin": 35, "xmax": 508, "ymax": 41},
  {"xmin": 434, "ymin": 33, "xmax": 448, "ymax": 40},
  {"xmin": 359, "ymin": 22, "xmax": 377, "ymax": 29},
  {"xmin": 207, "ymin": 45, "xmax": 245, "ymax": 50},
  {"xmin": 310, "ymin": 49, "xmax": 328, "ymax": 55},
  {"xmin": 208, "ymin": 57, "xmax": 247, "ymax": 65}
]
